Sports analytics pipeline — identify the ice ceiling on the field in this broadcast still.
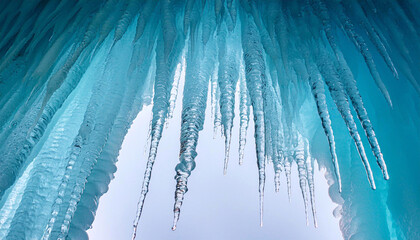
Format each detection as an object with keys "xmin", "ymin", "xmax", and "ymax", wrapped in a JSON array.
[{"xmin": 0, "ymin": 0, "xmax": 419, "ymax": 239}]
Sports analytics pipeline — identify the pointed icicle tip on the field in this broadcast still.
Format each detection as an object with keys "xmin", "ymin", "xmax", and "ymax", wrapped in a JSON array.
[
  {"xmin": 172, "ymin": 210, "xmax": 179, "ymax": 231},
  {"xmin": 131, "ymin": 226, "xmax": 138, "ymax": 240},
  {"xmin": 259, "ymin": 191, "xmax": 264, "ymax": 227}
]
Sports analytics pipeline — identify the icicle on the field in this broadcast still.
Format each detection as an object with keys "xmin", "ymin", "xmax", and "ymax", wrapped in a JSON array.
[
  {"xmin": 134, "ymin": 0, "xmax": 157, "ymax": 43},
  {"xmin": 43, "ymin": 55, "xmax": 123, "ymax": 240},
  {"xmin": 133, "ymin": 30, "xmax": 185, "ymax": 238},
  {"xmin": 338, "ymin": 62, "xmax": 389, "ymax": 180},
  {"xmin": 316, "ymin": 48, "xmax": 376, "ymax": 189},
  {"xmin": 172, "ymin": 35, "xmax": 216, "ymax": 231},
  {"xmin": 183, "ymin": 0, "xmax": 196, "ymax": 36},
  {"xmin": 132, "ymin": 42, "xmax": 172, "ymax": 239},
  {"xmin": 274, "ymin": 165, "xmax": 282, "ymax": 192},
  {"xmin": 338, "ymin": 7, "xmax": 392, "ymax": 106},
  {"xmin": 202, "ymin": 0, "xmax": 217, "ymax": 46},
  {"xmin": 168, "ymin": 59, "xmax": 184, "ymax": 121},
  {"xmin": 307, "ymin": 66, "xmax": 342, "ymax": 192},
  {"xmin": 210, "ymin": 70, "xmax": 218, "ymax": 123},
  {"xmin": 29, "ymin": 0, "xmax": 114, "ymax": 134},
  {"xmin": 313, "ymin": 0, "xmax": 389, "ymax": 182},
  {"xmin": 284, "ymin": 155, "xmax": 292, "ymax": 202},
  {"xmin": 241, "ymin": 12, "xmax": 267, "ymax": 227},
  {"xmin": 217, "ymin": 23, "xmax": 239, "ymax": 174},
  {"xmin": 304, "ymin": 138, "xmax": 317, "ymax": 228},
  {"xmin": 227, "ymin": 0, "xmax": 237, "ymax": 28},
  {"xmin": 238, "ymin": 60, "xmax": 250, "ymax": 165},
  {"xmin": 295, "ymin": 136, "xmax": 309, "ymax": 225},
  {"xmin": 162, "ymin": 0, "xmax": 177, "ymax": 60},
  {"xmin": 347, "ymin": 1, "xmax": 399, "ymax": 80},
  {"xmin": 114, "ymin": 0, "xmax": 141, "ymax": 43},
  {"xmin": 213, "ymin": 86, "xmax": 222, "ymax": 138}
]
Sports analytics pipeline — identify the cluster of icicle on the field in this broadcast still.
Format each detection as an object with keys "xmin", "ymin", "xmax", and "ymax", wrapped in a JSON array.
[{"xmin": 0, "ymin": 0, "xmax": 419, "ymax": 239}]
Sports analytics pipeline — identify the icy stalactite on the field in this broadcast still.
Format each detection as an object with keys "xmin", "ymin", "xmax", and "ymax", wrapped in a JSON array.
[
  {"xmin": 69, "ymin": 30, "xmax": 155, "ymax": 240},
  {"xmin": 337, "ymin": 6, "xmax": 392, "ymax": 107},
  {"xmin": 217, "ymin": 23, "xmax": 239, "ymax": 174},
  {"xmin": 304, "ymin": 138, "xmax": 317, "ymax": 228},
  {"xmin": 134, "ymin": 0, "xmax": 157, "ymax": 43},
  {"xmin": 42, "ymin": 29, "xmax": 134, "ymax": 239},
  {"xmin": 238, "ymin": 61, "xmax": 250, "ymax": 165},
  {"xmin": 114, "ymin": 0, "xmax": 142, "ymax": 43},
  {"xmin": 306, "ymin": 65, "xmax": 341, "ymax": 192},
  {"xmin": 316, "ymin": 48, "xmax": 376, "ymax": 189},
  {"xmin": 340, "ymin": 65, "xmax": 389, "ymax": 180},
  {"xmin": 168, "ymin": 59, "xmax": 184, "ymax": 121},
  {"xmin": 345, "ymin": 0, "xmax": 399, "ymax": 80},
  {"xmin": 295, "ymin": 136, "xmax": 309, "ymax": 225},
  {"xmin": 132, "ymin": 13, "xmax": 185, "ymax": 238},
  {"xmin": 213, "ymin": 86, "xmax": 222, "ymax": 138},
  {"xmin": 241, "ymin": 12, "xmax": 267, "ymax": 227},
  {"xmin": 172, "ymin": 34, "xmax": 216, "ymax": 231}
]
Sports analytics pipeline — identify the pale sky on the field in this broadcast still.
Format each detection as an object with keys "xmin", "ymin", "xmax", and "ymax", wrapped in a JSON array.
[
  {"xmin": 88, "ymin": 59, "xmax": 342, "ymax": 239},
  {"xmin": 88, "ymin": 101, "xmax": 342, "ymax": 239}
]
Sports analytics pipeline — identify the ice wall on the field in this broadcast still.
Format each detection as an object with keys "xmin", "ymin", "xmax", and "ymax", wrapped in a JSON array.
[{"xmin": 0, "ymin": 0, "xmax": 419, "ymax": 239}]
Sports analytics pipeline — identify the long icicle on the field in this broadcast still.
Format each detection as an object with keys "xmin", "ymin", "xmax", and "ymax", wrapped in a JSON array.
[
  {"xmin": 306, "ymin": 65, "xmax": 342, "ymax": 192},
  {"xmin": 132, "ymin": 28, "xmax": 185, "ymax": 239},
  {"xmin": 172, "ymin": 33, "xmax": 216, "ymax": 231},
  {"xmin": 241, "ymin": 12, "xmax": 267, "ymax": 227}
]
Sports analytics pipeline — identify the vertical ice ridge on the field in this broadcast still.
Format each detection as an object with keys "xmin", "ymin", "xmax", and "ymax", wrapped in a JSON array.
[
  {"xmin": 42, "ymin": 34, "xmax": 122, "ymax": 239},
  {"xmin": 5, "ymin": 83, "xmax": 89, "ymax": 240},
  {"xmin": 0, "ymin": 47, "xmax": 92, "ymax": 200},
  {"xmin": 241, "ymin": 12, "xmax": 267, "ymax": 226},
  {"xmin": 284, "ymin": 155, "xmax": 292, "ymax": 202},
  {"xmin": 31, "ymin": 1, "xmax": 106, "ymax": 127},
  {"xmin": 238, "ymin": 60, "xmax": 250, "ymax": 165},
  {"xmin": 338, "ymin": 62, "xmax": 389, "ymax": 180},
  {"xmin": 311, "ymin": 0, "xmax": 389, "ymax": 182},
  {"xmin": 226, "ymin": 0, "xmax": 237, "ymax": 28},
  {"xmin": 168, "ymin": 59, "xmax": 184, "ymax": 121},
  {"xmin": 338, "ymin": 7, "xmax": 392, "ymax": 107},
  {"xmin": 70, "ymin": 27, "xmax": 156, "ymax": 239},
  {"xmin": 162, "ymin": 0, "xmax": 177, "ymax": 60},
  {"xmin": 114, "ymin": 0, "xmax": 141, "ymax": 43},
  {"xmin": 134, "ymin": 0, "xmax": 157, "ymax": 43},
  {"xmin": 202, "ymin": 0, "xmax": 216, "ymax": 46},
  {"xmin": 172, "ymin": 34, "xmax": 216, "ymax": 231},
  {"xmin": 306, "ymin": 65, "xmax": 342, "ymax": 192},
  {"xmin": 295, "ymin": 136, "xmax": 309, "ymax": 226},
  {"xmin": 304, "ymin": 138, "xmax": 317, "ymax": 228},
  {"xmin": 133, "ymin": 24, "xmax": 185, "ymax": 238},
  {"xmin": 346, "ymin": 0, "xmax": 399, "ymax": 80},
  {"xmin": 217, "ymin": 23, "xmax": 239, "ymax": 174},
  {"xmin": 316, "ymin": 48, "xmax": 376, "ymax": 189},
  {"xmin": 53, "ymin": 26, "xmax": 137, "ymax": 239}
]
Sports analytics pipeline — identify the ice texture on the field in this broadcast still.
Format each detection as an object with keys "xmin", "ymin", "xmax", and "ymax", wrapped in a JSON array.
[{"xmin": 0, "ymin": 0, "xmax": 419, "ymax": 239}]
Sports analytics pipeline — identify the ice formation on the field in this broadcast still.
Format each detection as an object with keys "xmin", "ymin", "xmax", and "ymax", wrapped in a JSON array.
[{"xmin": 0, "ymin": 0, "xmax": 419, "ymax": 239}]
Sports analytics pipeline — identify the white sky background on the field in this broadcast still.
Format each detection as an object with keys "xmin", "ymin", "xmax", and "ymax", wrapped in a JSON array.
[{"xmin": 88, "ymin": 64, "xmax": 342, "ymax": 240}]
